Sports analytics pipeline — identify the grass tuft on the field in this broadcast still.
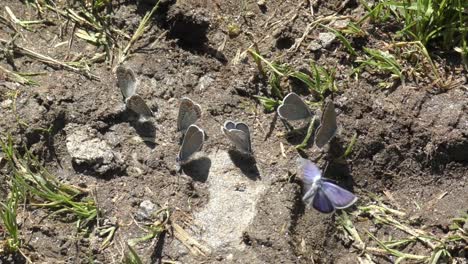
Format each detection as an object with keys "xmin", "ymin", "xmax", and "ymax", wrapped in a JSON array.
[
  {"xmin": 0, "ymin": 184, "xmax": 21, "ymax": 253},
  {"xmin": 356, "ymin": 47, "xmax": 404, "ymax": 88},
  {"xmin": 0, "ymin": 135, "xmax": 98, "ymax": 229},
  {"xmin": 337, "ymin": 194, "xmax": 468, "ymax": 263},
  {"xmin": 248, "ymin": 49, "xmax": 335, "ymax": 110},
  {"xmin": 359, "ymin": 0, "xmax": 468, "ymax": 62}
]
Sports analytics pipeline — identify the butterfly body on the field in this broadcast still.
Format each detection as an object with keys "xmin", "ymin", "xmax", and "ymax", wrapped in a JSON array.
[
  {"xmin": 116, "ymin": 65, "xmax": 137, "ymax": 99},
  {"xmin": 277, "ymin": 92, "xmax": 312, "ymax": 121},
  {"xmin": 126, "ymin": 95, "xmax": 154, "ymax": 120},
  {"xmin": 177, "ymin": 98, "xmax": 202, "ymax": 132},
  {"xmin": 315, "ymin": 101, "xmax": 337, "ymax": 148},
  {"xmin": 222, "ymin": 121, "xmax": 252, "ymax": 154},
  {"xmin": 177, "ymin": 124, "xmax": 205, "ymax": 164},
  {"xmin": 299, "ymin": 158, "xmax": 357, "ymax": 213},
  {"xmin": 116, "ymin": 65, "xmax": 153, "ymax": 120}
]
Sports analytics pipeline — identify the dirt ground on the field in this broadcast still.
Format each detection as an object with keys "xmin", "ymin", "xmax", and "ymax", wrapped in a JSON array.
[{"xmin": 0, "ymin": 0, "xmax": 467, "ymax": 263}]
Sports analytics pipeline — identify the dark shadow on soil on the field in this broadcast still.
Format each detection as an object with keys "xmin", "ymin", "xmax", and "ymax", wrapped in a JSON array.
[
  {"xmin": 284, "ymin": 120, "xmax": 318, "ymax": 148},
  {"xmin": 289, "ymin": 179, "xmax": 307, "ymax": 227},
  {"xmin": 325, "ymin": 140, "xmax": 356, "ymax": 192},
  {"xmin": 182, "ymin": 157, "xmax": 211, "ymax": 182},
  {"xmin": 71, "ymin": 162, "xmax": 127, "ymax": 179},
  {"xmin": 264, "ymin": 111, "xmax": 279, "ymax": 141},
  {"xmin": 129, "ymin": 117, "xmax": 157, "ymax": 149},
  {"xmin": 285, "ymin": 125, "xmax": 311, "ymax": 146},
  {"xmin": 0, "ymin": 253, "xmax": 26, "ymax": 264},
  {"xmin": 288, "ymin": 74, "xmax": 312, "ymax": 96},
  {"xmin": 150, "ymin": 230, "xmax": 167, "ymax": 264},
  {"xmin": 136, "ymin": 0, "xmax": 227, "ymax": 64},
  {"xmin": 228, "ymin": 149, "xmax": 260, "ymax": 180}
]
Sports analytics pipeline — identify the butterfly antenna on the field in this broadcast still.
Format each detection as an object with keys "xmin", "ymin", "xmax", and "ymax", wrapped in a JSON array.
[{"xmin": 323, "ymin": 161, "xmax": 331, "ymax": 176}]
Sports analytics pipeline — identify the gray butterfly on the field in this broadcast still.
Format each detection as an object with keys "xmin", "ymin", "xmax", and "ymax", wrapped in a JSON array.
[
  {"xmin": 277, "ymin": 92, "xmax": 312, "ymax": 121},
  {"xmin": 315, "ymin": 101, "xmax": 337, "ymax": 148},
  {"xmin": 116, "ymin": 65, "xmax": 137, "ymax": 99},
  {"xmin": 177, "ymin": 98, "xmax": 202, "ymax": 132},
  {"xmin": 126, "ymin": 95, "xmax": 154, "ymax": 121},
  {"xmin": 222, "ymin": 121, "xmax": 252, "ymax": 154},
  {"xmin": 116, "ymin": 65, "xmax": 153, "ymax": 120},
  {"xmin": 177, "ymin": 124, "xmax": 204, "ymax": 163}
]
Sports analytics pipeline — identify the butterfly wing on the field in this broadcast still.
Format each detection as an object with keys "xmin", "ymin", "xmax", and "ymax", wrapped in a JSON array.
[
  {"xmin": 235, "ymin": 123, "xmax": 250, "ymax": 137},
  {"xmin": 312, "ymin": 189, "xmax": 335, "ymax": 213},
  {"xmin": 298, "ymin": 158, "xmax": 323, "ymax": 207},
  {"xmin": 116, "ymin": 66, "xmax": 137, "ymax": 100},
  {"xmin": 178, "ymin": 125, "xmax": 204, "ymax": 162},
  {"xmin": 126, "ymin": 95, "xmax": 153, "ymax": 118},
  {"xmin": 277, "ymin": 92, "xmax": 312, "ymax": 121},
  {"xmin": 223, "ymin": 128, "xmax": 251, "ymax": 154},
  {"xmin": 224, "ymin": 121, "xmax": 236, "ymax": 130},
  {"xmin": 298, "ymin": 158, "xmax": 322, "ymax": 187},
  {"xmin": 177, "ymin": 98, "xmax": 202, "ymax": 132},
  {"xmin": 315, "ymin": 101, "xmax": 337, "ymax": 148},
  {"xmin": 321, "ymin": 180, "xmax": 357, "ymax": 209}
]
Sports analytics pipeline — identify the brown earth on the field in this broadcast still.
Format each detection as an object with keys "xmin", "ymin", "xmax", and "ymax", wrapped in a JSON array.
[{"xmin": 0, "ymin": 0, "xmax": 467, "ymax": 263}]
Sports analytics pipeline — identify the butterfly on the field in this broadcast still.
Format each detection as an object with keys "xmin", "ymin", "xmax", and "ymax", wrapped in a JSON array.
[
  {"xmin": 116, "ymin": 65, "xmax": 153, "ymax": 121},
  {"xmin": 177, "ymin": 124, "xmax": 205, "ymax": 163},
  {"xmin": 177, "ymin": 98, "xmax": 202, "ymax": 132},
  {"xmin": 277, "ymin": 92, "xmax": 312, "ymax": 121},
  {"xmin": 298, "ymin": 158, "xmax": 357, "ymax": 213},
  {"xmin": 315, "ymin": 101, "xmax": 337, "ymax": 148},
  {"xmin": 222, "ymin": 121, "xmax": 252, "ymax": 154}
]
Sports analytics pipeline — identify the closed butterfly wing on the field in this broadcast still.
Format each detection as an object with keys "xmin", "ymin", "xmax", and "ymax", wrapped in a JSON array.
[
  {"xmin": 298, "ymin": 158, "xmax": 322, "ymax": 207},
  {"xmin": 235, "ymin": 123, "xmax": 250, "ymax": 137},
  {"xmin": 224, "ymin": 121, "xmax": 236, "ymax": 130},
  {"xmin": 126, "ymin": 95, "xmax": 154, "ymax": 119},
  {"xmin": 116, "ymin": 65, "xmax": 137, "ymax": 100},
  {"xmin": 223, "ymin": 130, "xmax": 251, "ymax": 154},
  {"xmin": 315, "ymin": 101, "xmax": 337, "ymax": 148},
  {"xmin": 321, "ymin": 181, "xmax": 357, "ymax": 209},
  {"xmin": 177, "ymin": 98, "xmax": 202, "ymax": 132},
  {"xmin": 298, "ymin": 158, "xmax": 322, "ymax": 187},
  {"xmin": 178, "ymin": 125, "xmax": 204, "ymax": 163},
  {"xmin": 312, "ymin": 188, "xmax": 335, "ymax": 213},
  {"xmin": 277, "ymin": 93, "xmax": 312, "ymax": 121}
]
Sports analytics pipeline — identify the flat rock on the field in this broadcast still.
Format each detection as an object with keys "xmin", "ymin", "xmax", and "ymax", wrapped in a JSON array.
[
  {"xmin": 318, "ymin": 32, "xmax": 336, "ymax": 47},
  {"xmin": 194, "ymin": 150, "xmax": 266, "ymax": 252},
  {"xmin": 65, "ymin": 124, "xmax": 122, "ymax": 175}
]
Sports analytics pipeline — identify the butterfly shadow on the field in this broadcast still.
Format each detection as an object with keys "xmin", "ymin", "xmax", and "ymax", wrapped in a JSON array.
[
  {"xmin": 264, "ymin": 110, "xmax": 279, "ymax": 141},
  {"xmin": 288, "ymin": 75, "xmax": 311, "ymax": 96},
  {"xmin": 284, "ymin": 120, "xmax": 318, "ymax": 148},
  {"xmin": 181, "ymin": 156, "xmax": 212, "ymax": 183},
  {"xmin": 149, "ymin": 229, "xmax": 167, "ymax": 264},
  {"xmin": 324, "ymin": 138, "xmax": 357, "ymax": 193},
  {"xmin": 228, "ymin": 150, "xmax": 261, "ymax": 181},
  {"xmin": 129, "ymin": 117, "xmax": 157, "ymax": 148}
]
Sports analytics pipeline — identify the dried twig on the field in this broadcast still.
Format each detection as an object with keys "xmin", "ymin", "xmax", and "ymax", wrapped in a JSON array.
[
  {"xmin": 172, "ymin": 222, "xmax": 212, "ymax": 256},
  {"xmin": 0, "ymin": 38, "xmax": 99, "ymax": 80}
]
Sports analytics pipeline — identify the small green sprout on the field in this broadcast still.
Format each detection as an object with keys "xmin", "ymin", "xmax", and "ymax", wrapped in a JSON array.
[
  {"xmin": 320, "ymin": 24, "xmax": 357, "ymax": 56},
  {"xmin": 227, "ymin": 23, "xmax": 241, "ymax": 37},
  {"xmin": 295, "ymin": 116, "xmax": 317, "ymax": 150},
  {"xmin": 128, "ymin": 207, "xmax": 170, "ymax": 246},
  {"xmin": 120, "ymin": 1, "xmax": 161, "ymax": 63},
  {"xmin": 253, "ymin": 96, "xmax": 280, "ymax": 112},
  {"xmin": 0, "ymin": 187, "xmax": 21, "ymax": 253},
  {"xmin": 356, "ymin": 47, "xmax": 404, "ymax": 87},
  {"xmin": 123, "ymin": 244, "xmax": 144, "ymax": 264},
  {"xmin": 289, "ymin": 61, "xmax": 336, "ymax": 99}
]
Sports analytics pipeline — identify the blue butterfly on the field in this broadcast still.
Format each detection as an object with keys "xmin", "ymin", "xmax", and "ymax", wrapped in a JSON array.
[{"xmin": 298, "ymin": 158, "xmax": 357, "ymax": 213}]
